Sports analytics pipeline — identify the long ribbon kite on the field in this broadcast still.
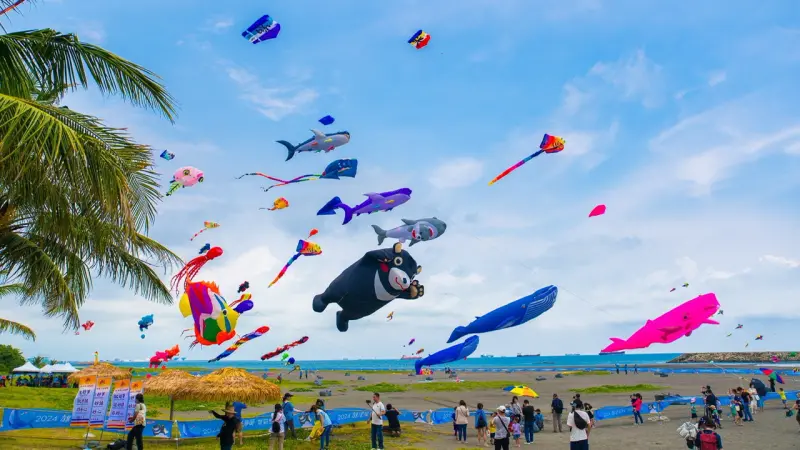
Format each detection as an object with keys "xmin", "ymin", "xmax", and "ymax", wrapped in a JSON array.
[
  {"xmin": 208, "ymin": 326, "xmax": 270, "ymax": 362},
  {"xmin": 260, "ymin": 336, "xmax": 309, "ymax": 360},
  {"xmin": 488, "ymin": 134, "xmax": 565, "ymax": 185}
]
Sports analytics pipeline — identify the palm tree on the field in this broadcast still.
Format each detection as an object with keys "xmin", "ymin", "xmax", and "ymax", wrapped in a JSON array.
[
  {"xmin": 0, "ymin": 277, "xmax": 35, "ymax": 340},
  {"xmin": 28, "ymin": 355, "xmax": 46, "ymax": 368},
  {"xmin": 0, "ymin": 1, "xmax": 183, "ymax": 329}
]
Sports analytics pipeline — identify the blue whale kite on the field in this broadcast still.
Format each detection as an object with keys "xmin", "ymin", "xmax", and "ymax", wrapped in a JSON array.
[
  {"xmin": 447, "ymin": 285, "xmax": 558, "ymax": 343},
  {"xmin": 415, "ymin": 335, "xmax": 479, "ymax": 374}
]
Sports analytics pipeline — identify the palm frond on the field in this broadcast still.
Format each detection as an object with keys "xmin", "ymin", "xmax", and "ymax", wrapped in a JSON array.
[
  {"xmin": 0, "ymin": 281, "xmax": 24, "ymax": 297},
  {"xmin": 0, "ymin": 317, "xmax": 36, "ymax": 341},
  {"xmin": 0, "ymin": 29, "xmax": 177, "ymax": 119}
]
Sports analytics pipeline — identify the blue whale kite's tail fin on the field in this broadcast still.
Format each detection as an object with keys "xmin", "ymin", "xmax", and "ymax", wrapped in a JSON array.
[
  {"xmin": 276, "ymin": 140, "xmax": 297, "ymax": 161},
  {"xmin": 317, "ymin": 196, "xmax": 354, "ymax": 224},
  {"xmin": 371, "ymin": 225, "xmax": 387, "ymax": 245},
  {"xmin": 447, "ymin": 326, "xmax": 469, "ymax": 343}
]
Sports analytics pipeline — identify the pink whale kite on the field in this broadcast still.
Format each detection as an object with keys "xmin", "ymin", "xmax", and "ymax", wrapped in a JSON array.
[
  {"xmin": 600, "ymin": 293, "xmax": 720, "ymax": 353},
  {"xmin": 589, "ymin": 204, "xmax": 606, "ymax": 217}
]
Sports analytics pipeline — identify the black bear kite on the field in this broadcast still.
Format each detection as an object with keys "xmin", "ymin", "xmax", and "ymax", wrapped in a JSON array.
[{"xmin": 312, "ymin": 242, "xmax": 424, "ymax": 331}]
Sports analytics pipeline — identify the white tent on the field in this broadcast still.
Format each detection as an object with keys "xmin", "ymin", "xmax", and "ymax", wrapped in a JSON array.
[
  {"xmin": 49, "ymin": 363, "xmax": 77, "ymax": 373},
  {"xmin": 39, "ymin": 364, "xmax": 54, "ymax": 373},
  {"xmin": 12, "ymin": 362, "xmax": 40, "ymax": 373}
]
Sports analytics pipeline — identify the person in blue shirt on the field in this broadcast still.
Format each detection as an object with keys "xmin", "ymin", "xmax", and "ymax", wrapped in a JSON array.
[
  {"xmin": 232, "ymin": 402, "xmax": 247, "ymax": 445},
  {"xmin": 282, "ymin": 393, "xmax": 296, "ymax": 439},
  {"xmin": 534, "ymin": 409, "xmax": 544, "ymax": 432},
  {"xmin": 311, "ymin": 404, "xmax": 332, "ymax": 450}
]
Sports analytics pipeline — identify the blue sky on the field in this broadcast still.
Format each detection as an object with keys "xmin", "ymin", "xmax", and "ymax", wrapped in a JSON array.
[{"xmin": 3, "ymin": 0, "xmax": 800, "ymax": 362}]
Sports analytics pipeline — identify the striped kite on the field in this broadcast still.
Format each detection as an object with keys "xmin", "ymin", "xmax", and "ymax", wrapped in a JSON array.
[
  {"xmin": 488, "ymin": 134, "xmax": 565, "ymax": 185},
  {"xmin": 268, "ymin": 229, "xmax": 321, "ymax": 287},
  {"xmin": 236, "ymin": 159, "xmax": 357, "ymax": 193},
  {"xmin": 260, "ymin": 336, "xmax": 310, "ymax": 360},
  {"xmin": 190, "ymin": 222, "xmax": 220, "ymax": 241},
  {"xmin": 208, "ymin": 326, "xmax": 270, "ymax": 362}
]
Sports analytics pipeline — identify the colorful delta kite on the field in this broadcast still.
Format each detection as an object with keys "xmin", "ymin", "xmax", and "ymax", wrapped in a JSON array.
[
  {"xmin": 319, "ymin": 115, "xmax": 335, "ymax": 126},
  {"xmin": 600, "ymin": 293, "xmax": 721, "ymax": 353},
  {"xmin": 260, "ymin": 336, "xmax": 310, "ymax": 360},
  {"xmin": 488, "ymin": 134, "xmax": 565, "ymax": 185},
  {"xmin": 317, "ymin": 189, "xmax": 412, "ymax": 225},
  {"xmin": 261, "ymin": 197, "xmax": 289, "ymax": 211},
  {"xmin": 190, "ymin": 221, "xmax": 220, "ymax": 241},
  {"xmin": 387, "ymin": 311, "xmax": 394, "ymax": 321},
  {"xmin": 166, "ymin": 166, "xmax": 204, "ymax": 196},
  {"xmin": 408, "ymin": 30, "xmax": 430, "ymax": 49},
  {"xmin": 149, "ymin": 345, "xmax": 179, "ymax": 368},
  {"xmin": 199, "ymin": 243, "xmax": 211, "ymax": 255},
  {"xmin": 372, "ymin": 217, "xmax": 447, "ymax": 247},
  {"xmin": 237, "ymin": 159, "xmax": 358, "ymax": 193},
  {"xmin": 276, "ymin": 130, "xmax": 351, "ymax": 161},
  {"xmin": 171, "ymin": 247, "xmax": 253, "ymax": 347},
  {"xmin": 312, "ymin": 242, "xmax": 424, "ymax": 332},
  {"xmin": 208, "ymin": 326, "xmax": 270, "ymax": 362},
  {"xmin": 242, "ymin": 15, "xmax": 280, "ymax": 43},
  {"xmin": 589, "ymin": 205, "xmax": 606, "ymax": 217},
  {"xmin": 447, "ymin": 285, "xmax": 558, "ymax": 343},
  {"xmin": 415, "ymin": 335, "xmax": 479, "ymax": 374},
  {"xmin": 268, "ymin": 229, "xmax": 322, "ymax": 287},
  {"xmin": 159, "ymin": 150, "xmax": 175, "ymax": 161}
]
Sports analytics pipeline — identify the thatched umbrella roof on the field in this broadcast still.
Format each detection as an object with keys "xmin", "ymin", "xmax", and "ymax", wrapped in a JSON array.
[
  {"xmin": 143, "ymin": 369, "xmax": 197, "ymax": 398},
  {"xmin": 67, "ymin": 362, "xmax": 130, "ymax": 383},
  {"xmin": 174, "ymin": 368, "xmax": 281, "ymax": 404}
]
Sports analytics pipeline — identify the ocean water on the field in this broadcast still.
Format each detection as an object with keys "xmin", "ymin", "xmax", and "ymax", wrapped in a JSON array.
[{"xmin": 111, "ymin": 353, "xmax": 682, "ymax": 371}]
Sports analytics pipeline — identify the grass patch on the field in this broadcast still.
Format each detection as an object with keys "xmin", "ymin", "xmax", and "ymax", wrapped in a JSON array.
[
  {"xmin": 410, "ymin": 380, "xmax": 524, "ymax": 392},
  {"xmin": 567, "ymin": 370, "xmax": 611, "ymax": 376},
  {"xmin": 569, "ymin": 384, "xmax": 666, "ymax": 394},
  {"xmin": 354, "ymin": 383, "xmax": 408, "ymax": 393}
]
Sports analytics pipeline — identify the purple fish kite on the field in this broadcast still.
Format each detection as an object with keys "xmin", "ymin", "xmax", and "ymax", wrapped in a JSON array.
[{"xmin": 317, "ymin": 189, "xmax": 412, "ymax": 225}]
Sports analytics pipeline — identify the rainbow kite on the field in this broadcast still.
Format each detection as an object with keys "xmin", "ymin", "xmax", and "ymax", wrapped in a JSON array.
[
  {"xmin": 190, "ymin": 221, "xmax": 220, "ymax": 241},
  {"xmin": 488, "ymin": 134, "xmax": 565, "ymax": 186},
  {"xmin": 268, "ymin": 230, "xmax": 321, "ymax": 287},
  {"xmin": 208, "ymin": 326, "xmax": 270, "ymax": 362},
  {"xmin": 760, "ymin": 368, "xmax": 785, "ymax": 384},
  {"xmin": 260, "ymin": 336, "xmax": 309, "ymax": 360},
  {"xmin": 236, "ymin": 159, "xmax": 357, "ymax": 193}
]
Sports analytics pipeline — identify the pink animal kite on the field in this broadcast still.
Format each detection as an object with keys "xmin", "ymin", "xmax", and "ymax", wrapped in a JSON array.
[
  {"xmin": 601, "ymin": 293, "xmax": 720, "ymax": 353},
  {"xmin": 589, "ymin": 204, "xmax": 606, "ymax": 217}
]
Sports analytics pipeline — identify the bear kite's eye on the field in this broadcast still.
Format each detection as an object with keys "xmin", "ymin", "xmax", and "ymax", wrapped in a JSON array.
[{"xmin": 393, "ymin": 256, "xmax": 403, "ymax": 266}]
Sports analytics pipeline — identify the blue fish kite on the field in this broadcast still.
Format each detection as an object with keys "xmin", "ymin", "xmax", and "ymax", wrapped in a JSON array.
[
  {"xmin": 242, "ymin": 15, "xmax": 281, "ymax": 44},
  {"xmin": 415, "ymin": 335, "xmax": 479, "ymax": 374},
  {"xmin": 447, "ymin": 285, "xmax": 558, "ymax": 343},
  {"xmin": 276, "ymin": 129, "xmax": 351, "ymax": 161}
]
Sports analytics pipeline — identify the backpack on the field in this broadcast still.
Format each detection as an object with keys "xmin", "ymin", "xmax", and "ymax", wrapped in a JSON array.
[
  {"xmin": 699, "ymin": 431, "xmax": 718, "ymax": 450},
  {"xmin": 476, "ymin": 411, "xmax": 487, "ymax": 428},
  {"xmin": 272, "ymin": 414, "xmax": 281, "ymax": 433},
  {"xmin": 572, "ymin": 411, "xmax": 587, "ymax": 430},
  {"xmin": 553, "ymin": 399, "xmax": 564, "ymax": 414}
]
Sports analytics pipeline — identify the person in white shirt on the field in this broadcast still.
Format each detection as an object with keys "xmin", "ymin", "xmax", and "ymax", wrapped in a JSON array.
[
  {"xmin": 566, "ymin": 401, "xmax": 591, "ymax": 450},
  {"xmin": 455, "ymin": 400, "xmax": 470, "ymax": 444},
  {"xmin": 492, "ymin": 405, "xmax": 511, "ymax": 450},
  {"xmin": 368, "ymin": 392, "xmax": 386, "ymax": 450},
  {"xmin": 269, "ymin": 403, "xmax": 285, "ymax": 450}
]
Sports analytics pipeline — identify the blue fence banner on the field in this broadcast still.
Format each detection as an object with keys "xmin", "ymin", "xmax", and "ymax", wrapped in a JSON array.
[{"xmin": 3, "ymin": 391, "xmax": 798, "ymax": 439}]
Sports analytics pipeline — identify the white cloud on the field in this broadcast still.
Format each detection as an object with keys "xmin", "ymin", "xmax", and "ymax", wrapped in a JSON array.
[
  {"xmin": 225, "ymin": 66, "xmax": 319, "ymax": 121},
  {"xmin": 708, "ymin": 70, "xmax": 727, "ymax": 87},
  {"xmin": 428, "ymin": 157, "xmax": 483, "ymax": 189},
  {"xmin": 561, "ymin": 83, "xmax": 592, "ymax": 116},
  {"xmin": 76, "ymin": 21, "xmax": 106, "ymax": 43},
  {"xmin": 211, "ymin": 18, "xmax": 234, "ymax": 32},
  {"xmin": 588, "ymin": 50, "xmax": 665, "ymax": 108},
  {"xmin": 759, "ymin": 255, "xmax": 800, "ymax": 268}
]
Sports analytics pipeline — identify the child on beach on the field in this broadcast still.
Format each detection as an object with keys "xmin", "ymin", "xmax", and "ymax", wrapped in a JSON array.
[
  {"xmin": 779, "ymin": 388, "xmax": 788, "ymax": 409},
  {"xmin": 511, "ymin": 415, "xmax": 521, "ymax": 447},
  {"xmin": 690, "ymin": 398, "xmax": 698, "ymax": 422},
  {"xmin": 489, "ymin": 412, "xmax": 497, "ymax": 445},
  {"xmin": 534, "ymin": 409, "xmax": 544, "ymax": 432},
  {"xmin": 694, "ymin": 417, "xmax": 723, "ymax": 450}
]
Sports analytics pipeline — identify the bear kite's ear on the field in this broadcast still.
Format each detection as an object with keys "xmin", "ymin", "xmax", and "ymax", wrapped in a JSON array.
[
  {"xmin": 416, "ymin": 265, "xmax": 422, "ymax": 275},
  {"xmin": 393, "ymin": 242, "xmax": 402, "ymax": 254}
]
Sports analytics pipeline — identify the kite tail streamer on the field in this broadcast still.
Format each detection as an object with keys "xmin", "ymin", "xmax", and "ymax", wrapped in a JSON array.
[
  {"xmin": 488, "ymin": 150, "xmax": 544, "ymax": 186},
  {"xmin": 208, "ymin": 326, "xmax": 269, "ymax": 362},
  {"xmin": 268, "ymin": 253, "xmax": 301, "ymax": 287},
  {"xmin": 170, "ymin": 247, "xmax": 223, "ymax": 294},
  {"xmin": 260, "ymin": 336, "xmax": 309, "ymax": 360},
  {"xmin": 0, "ymin": 0, "xmax": 27, "ymax": 16},
  {"xmin": 190, "ymin": 228, "xmax": 208, "ymax": 241}
]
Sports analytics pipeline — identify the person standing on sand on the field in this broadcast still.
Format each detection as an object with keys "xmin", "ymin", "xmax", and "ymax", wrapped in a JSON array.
[
  {"xmin": 475, "ymin": 402, "xmax": 488, "ymax": 446},
  {"xmin": 455, "ymin": 400, "xmax": 469, "ymax": 444},
  {"xmin": 567, "ymin": 401, "xmax": 591, "ymax": 450},
  {"xmin": 624, "ymin": 363, "xmax": 628, "ymax": 374},
  {"xmin": 282, "ymin": 393, "xmax": 296, "ymax": 439},
  {"xmin": 493, "ymin": 406, "xmax": 511, "ymax": 450},
  {"xmin": 793, "ymin": 400, "xmax": 800, "ymax": 430},
  {"xmin": 551, "ymin": 393, "xmax": 564, "ymax": 433},
  {"xmin": 631, "ymin": 394, "xmax": 643, "ymax": 425},
  {"xmin": 634, "ymin": 364, "xmax": 638, "ymax": 374},
  {"xmin": 769, "ymin": 377, "xmax": 776, "ymax": 392},
  {"xmin": 510, "ymin": 396, "xmax": 523, "ymax": 427},
  {"xmin": 522, "ymin": 399, "xmax": 536, "ymax": 444},
  {"xmin": 615, "ymin": 363, "xmax": 619, "ymax": 374}
]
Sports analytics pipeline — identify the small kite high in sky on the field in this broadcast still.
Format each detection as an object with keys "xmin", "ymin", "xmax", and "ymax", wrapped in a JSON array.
[
  {"xmin": 268, "ymin": 229, "xmax": 322, "ymax": 287},
  {"xmin": 488, "ymin": 134, "xmax": 565, "ymax": 185},
  {"xmin": 159, "ymin": 150, "xmax": 174, "ymax": 161},
  {"xmin": 237, "ymin": 159, "xmax": 358, "ymax": 193},
  {"xmin": 589, "ymin": 204, "xmax": 606, "ymax": 217},
  {"xmin": 199, "ymin": 243, "xmax": 211, "ymax": 254},
  {"xmin": 261, "ymin": 197, "xmax": 289, "ymax": 211},
  {"xmin": 190, "ymin": 221, "xmax": 220, "ymax": 241},
  {"xmin": 408, "ymin": 30, "xmax": 430, "ymax": 49},
  {"xmin": 386, "ymin": 311, "xmax": 394, "ymax": 321},
  {"xmin": 81, "ymin": 321, "xmax": 94, "ymax": 331},
  {"xmin": 242, "ymin": 15, "xmax": 280, "ymax": 43},
  {"xmin": 319, "ymin": 115, "xmax": 335, "ymax": 125}
]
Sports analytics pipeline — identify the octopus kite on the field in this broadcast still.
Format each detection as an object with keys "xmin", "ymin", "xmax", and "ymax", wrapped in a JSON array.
[
  {"xmin": 208, "ymin": 326, "xmax": 270, "ymax": 362},
  {"xmin": 268, "ymin": 229, "xmax": 322, "ymax": 287},
  {"xmin": 260, "ymin": 197, "xmax": 289, "ymax": 211},
  {"xmin": 488, "ymin": 134, "xmax": 565, "ymax": 185},
  {"xmin": 171, "ymin": 247, "xmax": 253, "ymax": 347},
  {"xmin": 260, "ymin": 336, "xmax": 310, "ymax": 360},
  {"xmin": 236, "ymin": 159, "xmax": 358, "ymax": 193}
]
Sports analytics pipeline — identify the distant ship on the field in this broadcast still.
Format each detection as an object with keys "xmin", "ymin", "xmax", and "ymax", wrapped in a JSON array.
[
  {"xmin": 516, "ymin": 353, "xmax": 541, "ymax": 357},
  {"xmin": 400, "ymin": 355, "xmax": 421, "ymax": 360},
  {"xmin": 480, "ymin": 354, "xmax": 495, "ymax": 358},
  {"xmin": 599, "ymin": 351, "xmax": 626, "ymax": 355}
]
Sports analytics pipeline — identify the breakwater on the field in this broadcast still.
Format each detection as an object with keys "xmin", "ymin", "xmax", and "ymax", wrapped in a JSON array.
[{"xmin": 669, "ymin": 351, "xmax": 799, "ymax": 363}]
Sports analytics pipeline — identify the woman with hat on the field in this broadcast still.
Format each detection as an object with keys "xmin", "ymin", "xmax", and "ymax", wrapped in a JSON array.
[
  {"xmin": 492, "ymin": 405, "xmax": 511, "ymax": 450},
  {"xmin": 209, "ymin": 403, "xmax": 242, "ymax": 450}
]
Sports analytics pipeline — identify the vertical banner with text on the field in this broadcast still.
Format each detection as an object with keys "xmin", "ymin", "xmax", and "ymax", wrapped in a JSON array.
[
  {"xmin": 105, "ymin": 379, "xmax": 130, "ymax": 430},
  {"xmin": 69, "ymin": 376, "xmax": 97, "ymax": 427},
  {"xmin": 88, "ymin": 377, "xmax": 112, "ymax": 428},
  {"xmin": 125, "ymin": 381, "xmax": 144, "ymax": 430}
]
